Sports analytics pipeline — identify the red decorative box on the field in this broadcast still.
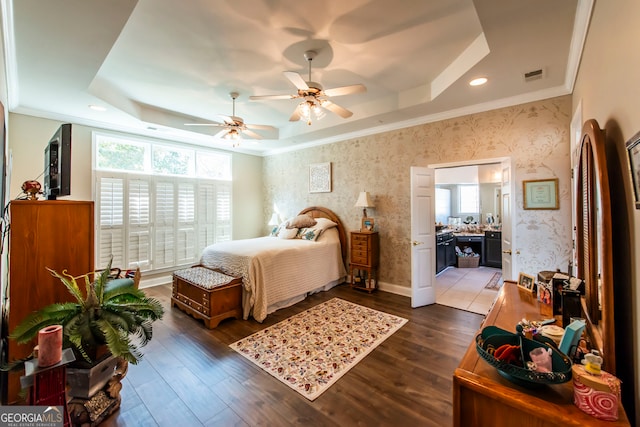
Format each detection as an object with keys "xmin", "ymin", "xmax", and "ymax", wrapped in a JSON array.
[{"xmin": 572, "ymin": 364, "xmax": 621, "ymax": 421}]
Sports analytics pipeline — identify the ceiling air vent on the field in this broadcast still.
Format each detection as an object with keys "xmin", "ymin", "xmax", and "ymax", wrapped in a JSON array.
[{"xmin": 524, "ymin": 68, "xmax": 544, "ymax": 82}]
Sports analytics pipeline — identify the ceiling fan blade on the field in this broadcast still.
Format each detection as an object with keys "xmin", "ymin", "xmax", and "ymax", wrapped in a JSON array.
[
  {"xmin": 246, "ymin": 123, "xmax": 275, "ymax": 131},
  {"xmin": 242, "ymin": 129, "xmax": 262, "ymax": 140},
  {"xmin": 323, "ymin": 84, "xmax": 367, "ymax": 97},
  {"xmin": 249, "ymin": 94, "xmax": 296, "ymax": 101},
  {"xmin": 321, "ymin": 100, "xmax": 353, "ymax": 118},
  {"xmin": 289, "ymin": 107, "xmax": 301, "ymax": 122},
  {"xmin": 213, "ymin": 129, "xmax": 230, "ymax": 139},
  {"xmin": 284, "ymin": 71, "xmax": 309, "ymax": 91},
  {"xmin": 184, "ymin": 122, "xmax": 225, "ymax": 127},
  {"xmin": 216, "ymin": 114, "xmax": 235, "ymax": 125}
]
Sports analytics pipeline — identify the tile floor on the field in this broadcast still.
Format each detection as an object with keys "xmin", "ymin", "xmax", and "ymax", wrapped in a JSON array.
[{"xmin": 436, "ymin": 266, "xmax": 503, "ymax": 315}]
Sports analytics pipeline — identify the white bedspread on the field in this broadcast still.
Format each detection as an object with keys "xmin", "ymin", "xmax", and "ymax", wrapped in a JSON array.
[{"xmin": 200, "ymin": 228, "xmax": 347, "ymax": 322}]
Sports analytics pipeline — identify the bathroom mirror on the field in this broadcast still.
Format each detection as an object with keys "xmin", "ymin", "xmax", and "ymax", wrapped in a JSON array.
[{"xmin": 575, "ymin": 119, "xmax": 616, "ymax": 374}]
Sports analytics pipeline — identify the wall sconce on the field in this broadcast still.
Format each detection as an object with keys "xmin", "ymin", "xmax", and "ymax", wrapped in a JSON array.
[{"xmin": 355, "ymin": 191, "xmax": 375, "ymax": 232}]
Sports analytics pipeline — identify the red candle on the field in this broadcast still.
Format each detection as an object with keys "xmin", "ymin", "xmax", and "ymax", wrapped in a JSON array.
[{"xmin": 37, "ymin": 325, "xmax": 62, "ymax": 367}]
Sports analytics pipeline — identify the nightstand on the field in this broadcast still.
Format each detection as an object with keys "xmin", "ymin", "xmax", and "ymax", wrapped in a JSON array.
[{"xmin": 350, "ymin": 231, "xmax": 379, "ymax": 292}]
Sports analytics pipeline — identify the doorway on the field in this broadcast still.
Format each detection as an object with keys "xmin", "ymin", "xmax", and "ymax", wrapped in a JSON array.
[{"xmin": 427, "ymin": 158, "xmax": 513, "ymax": 314}]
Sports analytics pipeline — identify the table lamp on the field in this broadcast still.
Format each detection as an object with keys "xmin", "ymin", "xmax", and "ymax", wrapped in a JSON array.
[{"xmin": 355, "ymin": 191, "xmax": 374, "ymax": 231}]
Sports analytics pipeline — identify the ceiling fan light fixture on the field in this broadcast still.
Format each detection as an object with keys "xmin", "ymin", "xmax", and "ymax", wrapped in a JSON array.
[
  {"xmin": 298, "ymin": 99, "xmax": 325, "ymax": 125},
  {"xmin": 224, "ymin": 128, "xmax": 241, "ymax": 140}
]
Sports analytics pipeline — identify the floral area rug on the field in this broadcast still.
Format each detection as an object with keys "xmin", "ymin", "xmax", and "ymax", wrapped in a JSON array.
[
  {"xmin": 229, "ymin": 298, "xmax": 408, "ymax": 401},
  {"xmin": 484, "ymin": 272, "xmax": 503, "ymax": 290}
]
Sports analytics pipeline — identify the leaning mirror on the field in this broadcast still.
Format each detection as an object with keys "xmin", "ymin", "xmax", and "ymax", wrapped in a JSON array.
[{"xmin": 575, "ymin": 119, "xmax": 616, "ymax": 374}]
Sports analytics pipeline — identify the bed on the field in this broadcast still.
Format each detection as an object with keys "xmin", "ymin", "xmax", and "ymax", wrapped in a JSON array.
[{"xmin": 200, "ymin": 206, "xmax": 348, "ymax": 322}]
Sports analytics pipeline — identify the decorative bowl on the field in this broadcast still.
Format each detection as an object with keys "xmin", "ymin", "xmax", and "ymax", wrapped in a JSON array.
[{"xmin": 476, "ymin": 326, "xmax": 572, "ymax": 388}]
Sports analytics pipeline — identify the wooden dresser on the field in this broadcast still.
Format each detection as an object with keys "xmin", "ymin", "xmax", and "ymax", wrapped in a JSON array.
[
  {"xmin": 453, "ymin": 281, "xmax": 629, "ymax": 426},
  {"xmin": 4, "ymin": 200, "xmax": 95, "ymax": 404},
  {"xmin": 349, "ymin": 231, "xmax": 379, "ymax": 292}
]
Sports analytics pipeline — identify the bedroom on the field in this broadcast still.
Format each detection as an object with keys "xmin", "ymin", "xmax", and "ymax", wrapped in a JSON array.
[{"xmin": 0, "ymin": 1, "xmax": 639, "ymax": 426}]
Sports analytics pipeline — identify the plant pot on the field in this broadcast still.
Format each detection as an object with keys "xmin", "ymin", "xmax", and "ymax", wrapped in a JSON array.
[{"xmin": 66, "ymin": 352, "xmax": 119, "ymax": 399}]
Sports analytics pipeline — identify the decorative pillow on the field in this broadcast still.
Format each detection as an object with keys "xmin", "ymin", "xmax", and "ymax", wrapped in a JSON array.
[
  {"xmin": 278, "ymin": 227, "xmax": 298, "ymax": 239},
  {"xmin": 312, "ymin": 217, "xmax": 338, "ymax": 231},
  {"xmin": 286, "ymin": 214, "xmax": 317, "ymax": 229},
  {"xmin": 269, "ymin": 221, "xmax": 287, "ymax": 237},
  {"xmin": 298, "ymin": 227, "xmax": 322, "ymax": 241}
]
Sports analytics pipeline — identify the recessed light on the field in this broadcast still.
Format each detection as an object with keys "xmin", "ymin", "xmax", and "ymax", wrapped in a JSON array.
[
  {"xmin": 89, "ymin": 104, "xmax": 107, "ymax": 111},
  {"xmin": 469, "ymin": 77, "xmax": 488, "ymax": 86}
]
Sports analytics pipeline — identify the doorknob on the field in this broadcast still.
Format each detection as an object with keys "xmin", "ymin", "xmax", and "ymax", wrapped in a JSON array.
[
  {"xmin": 412, "ymin": 241, "xmax": 424, "ymax": 246},
  {"xmin": 502, "ymin": 249, "xmax": 521, "ymax": 255}
]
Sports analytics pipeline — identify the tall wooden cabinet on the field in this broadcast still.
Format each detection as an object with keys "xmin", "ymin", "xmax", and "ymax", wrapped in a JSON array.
[
  {"xmin": 4, "ymin": 200, "xmax": 94, "ymax": 404},
  {"xmin": 349, "ymin": 231, "xmax": 379, "ymax": 292}
]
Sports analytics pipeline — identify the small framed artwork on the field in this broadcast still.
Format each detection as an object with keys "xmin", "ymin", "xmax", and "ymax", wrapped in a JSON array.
[
  {"xmin": 625, "ymin": 130, "xmax": 640, "ymax": 209},
  {"xmin": 309, "ymin": 162, "xmax": 332, "ymax": 193},
  {"xmin": 523, "ymin": 178, "xmax": 559, "ymax": 209},
  {"xmin": 517, "ymin": 272, "xmax": 536, "ymax": 293},
  {"xmin": 537, "ymin": 281, "xmax": 552, "ymax": 305},
  {"xmin": 361, "ymin": 217, "xmax": 375, "ymax": 232}
]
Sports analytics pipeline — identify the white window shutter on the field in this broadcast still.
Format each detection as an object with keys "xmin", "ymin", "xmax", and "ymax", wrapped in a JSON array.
[
  {"xmin": 176, "ymin": 182, "xmax": 197, "ymax": 264},
  {"xmin": 128, "ymin": 179, "xmax": 151, "ymax": 269},
  {"xmin": 154, "ymin": 180, "xmax": 176, "ymax": 269},
  {"xmin": 97, "ymin": 176, "xmax": 125, "ymax": 269},
  {"xmin": 216, "ymin": 183, "xmax": 232, "ymax": 242}
]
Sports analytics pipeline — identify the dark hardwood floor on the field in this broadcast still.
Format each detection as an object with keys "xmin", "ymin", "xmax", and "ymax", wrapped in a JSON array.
[{"xmin": 102, "ymin": 283, "xmax": 484, "ymax": 427}]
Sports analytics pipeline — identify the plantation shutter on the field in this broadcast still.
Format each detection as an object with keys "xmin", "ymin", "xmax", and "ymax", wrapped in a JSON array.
[
  {"xmin": 216, "ymin": 182, "xmax": 232, "ymax": 242},
  {"xmin": 154, "ymin": 180, "xmax": 175, "ymax": 269},
  {"xmin": 97, "ymin": 176, "xmax": 125, "ymax": 269},
  {"xmin": 128, "ymin": 178, "xmax": 151, "ymax": 269},
  {"xmin": 177, "ymin": 182, "xmax": 197, "ymax": 264},
  {"xmin": 95, "ymin": 170, "xmax": 231, "ymax": 273}
]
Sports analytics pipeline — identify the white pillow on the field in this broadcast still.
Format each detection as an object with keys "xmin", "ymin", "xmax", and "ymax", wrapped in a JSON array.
[
  {"xmin": 278, "ymin": 227, "xmax": 298, "ymax": 239},
  {"xmin": 311, "ymin": 217, "xmax": 338, "ymax": 232}
]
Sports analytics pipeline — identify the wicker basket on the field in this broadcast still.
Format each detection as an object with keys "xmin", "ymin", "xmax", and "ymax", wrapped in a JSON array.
[{"xmin": 457, "ymin": 255, "xmax": 480, "ymax": 268}]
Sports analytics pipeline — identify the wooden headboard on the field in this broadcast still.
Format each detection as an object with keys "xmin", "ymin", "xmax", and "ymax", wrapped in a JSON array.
[{"xmin": 298, "ymin": 206, "xmax": 348, "ymax": 266}]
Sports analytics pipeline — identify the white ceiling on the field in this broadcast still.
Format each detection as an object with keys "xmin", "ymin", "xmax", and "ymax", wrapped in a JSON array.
[{"xmin": 3, "ymin": 0, "xmax": 588, "ymax": 156}]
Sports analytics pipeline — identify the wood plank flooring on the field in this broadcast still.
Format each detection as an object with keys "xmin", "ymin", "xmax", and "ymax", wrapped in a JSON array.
[{"xmin": 102, "ymin": 283, "xmax": 484, "ymax": 427}]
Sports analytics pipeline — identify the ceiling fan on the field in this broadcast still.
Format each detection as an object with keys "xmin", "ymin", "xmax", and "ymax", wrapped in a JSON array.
[
  {"xmin": 249, "ymin": 50, "xmax": 366, "ymax": 125},
  {"xmin": 184, "ymin": 92, "xmax": 275, "ymax": 143}
]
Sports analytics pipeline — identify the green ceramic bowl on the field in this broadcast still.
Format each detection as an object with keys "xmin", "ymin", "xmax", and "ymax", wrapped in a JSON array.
[{"xmin": 475, "ymin": 326, "xmax": 572, "ymax": 387}]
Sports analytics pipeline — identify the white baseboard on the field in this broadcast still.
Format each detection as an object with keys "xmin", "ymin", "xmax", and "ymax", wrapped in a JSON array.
[{"xmin": 378, "ymin": 281, "xmax": 411, "ymax": 297}]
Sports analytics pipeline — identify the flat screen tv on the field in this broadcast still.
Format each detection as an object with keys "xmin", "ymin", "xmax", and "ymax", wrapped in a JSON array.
[{"xmin": 43, "ymin": 123, "xmax": 71, "ymax": 200}]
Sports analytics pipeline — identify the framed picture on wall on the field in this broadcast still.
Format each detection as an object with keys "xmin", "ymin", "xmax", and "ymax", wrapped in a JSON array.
[
  {"xmin": 309, "ymin": 162, "xmax": 332, "ymax": 193},
  {"xmin": 626, "ymin": 130, "xmax": 640, "ymax": 209},
  {"xmin": 523, "ymin": 178, "xmax": 559, "ymax": 209}
]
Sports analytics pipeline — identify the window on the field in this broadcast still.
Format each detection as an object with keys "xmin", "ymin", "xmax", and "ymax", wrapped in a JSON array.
[
  {"xmin": 435, "ymin": 187, "xmax": 451, "ymax": 224},
  {"xmin": 94, "ymin": 133, "xmax": 232, "ymax": 272},
  {"xmin": 459, "ymin": 185, "xmax": 479, "ymax": 214}
]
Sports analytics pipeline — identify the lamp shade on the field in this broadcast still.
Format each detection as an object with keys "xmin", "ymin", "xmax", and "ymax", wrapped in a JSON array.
[
  {"xmin": 355, "ymin": 191, "xmax": 374, "ymax": 208},
  {"xmin": 268, "ymin": 213, "xmax": 280, "ymax": 226}
]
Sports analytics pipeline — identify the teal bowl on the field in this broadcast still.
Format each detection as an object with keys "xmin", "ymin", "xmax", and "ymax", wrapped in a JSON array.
[{"xmin": 475, "ymin": 326, "xmax": 572, "ymax": 387}]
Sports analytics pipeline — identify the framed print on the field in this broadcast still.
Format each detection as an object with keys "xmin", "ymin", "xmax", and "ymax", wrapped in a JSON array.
[
  {"xmin": 523, "ymin": 178, "xmax": 559, "ymax": 209},
  {"xmin": 517, "ymin": 272, "xmax": 535, "ymax": 293},
  {"xmin": 361, "ymin": 217, "xmax": 375, "ymax": 232},
  {"xmin": 626, "ymin": 130, "xmax": 640, "ymax": 209},
  {"xmin": 309, "ymin": 162, "xmax": 332, "ymax": 193}
]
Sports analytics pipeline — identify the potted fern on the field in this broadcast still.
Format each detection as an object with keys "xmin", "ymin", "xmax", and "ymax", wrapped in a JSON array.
[{"xmin": 10, "ymin": 259, "xmax": 164, "ymax": 397}]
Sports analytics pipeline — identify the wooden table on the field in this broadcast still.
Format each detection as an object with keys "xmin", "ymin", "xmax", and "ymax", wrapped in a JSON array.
[{"xmin": 452, "ymin": 281, "xmax": 629, "ymax": 426}]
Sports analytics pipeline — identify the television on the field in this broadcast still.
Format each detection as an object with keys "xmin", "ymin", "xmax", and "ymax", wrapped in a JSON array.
[{"xmin": 43, "ymin": 123, "xmax": 71, "ymax": 200}]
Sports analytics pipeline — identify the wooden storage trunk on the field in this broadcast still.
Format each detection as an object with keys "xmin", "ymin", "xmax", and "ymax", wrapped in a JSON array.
[{"xmin": 171, "ymin": 265, "xmax": 242, "ymax": 328}]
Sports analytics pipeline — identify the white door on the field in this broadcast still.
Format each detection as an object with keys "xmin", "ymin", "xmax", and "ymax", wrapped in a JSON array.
[
  {"xmin": 500, "ymin": 158, "xmax": 517, "ymax": 280},
  {"xmin": 411, "ymin": 166, "xmax": 436, "ymax": 307}
]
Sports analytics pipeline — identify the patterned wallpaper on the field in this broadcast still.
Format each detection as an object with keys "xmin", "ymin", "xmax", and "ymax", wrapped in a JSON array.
[{"xmin": 263, "ymin": 96, "xmax": 572, "ymax": 289}]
